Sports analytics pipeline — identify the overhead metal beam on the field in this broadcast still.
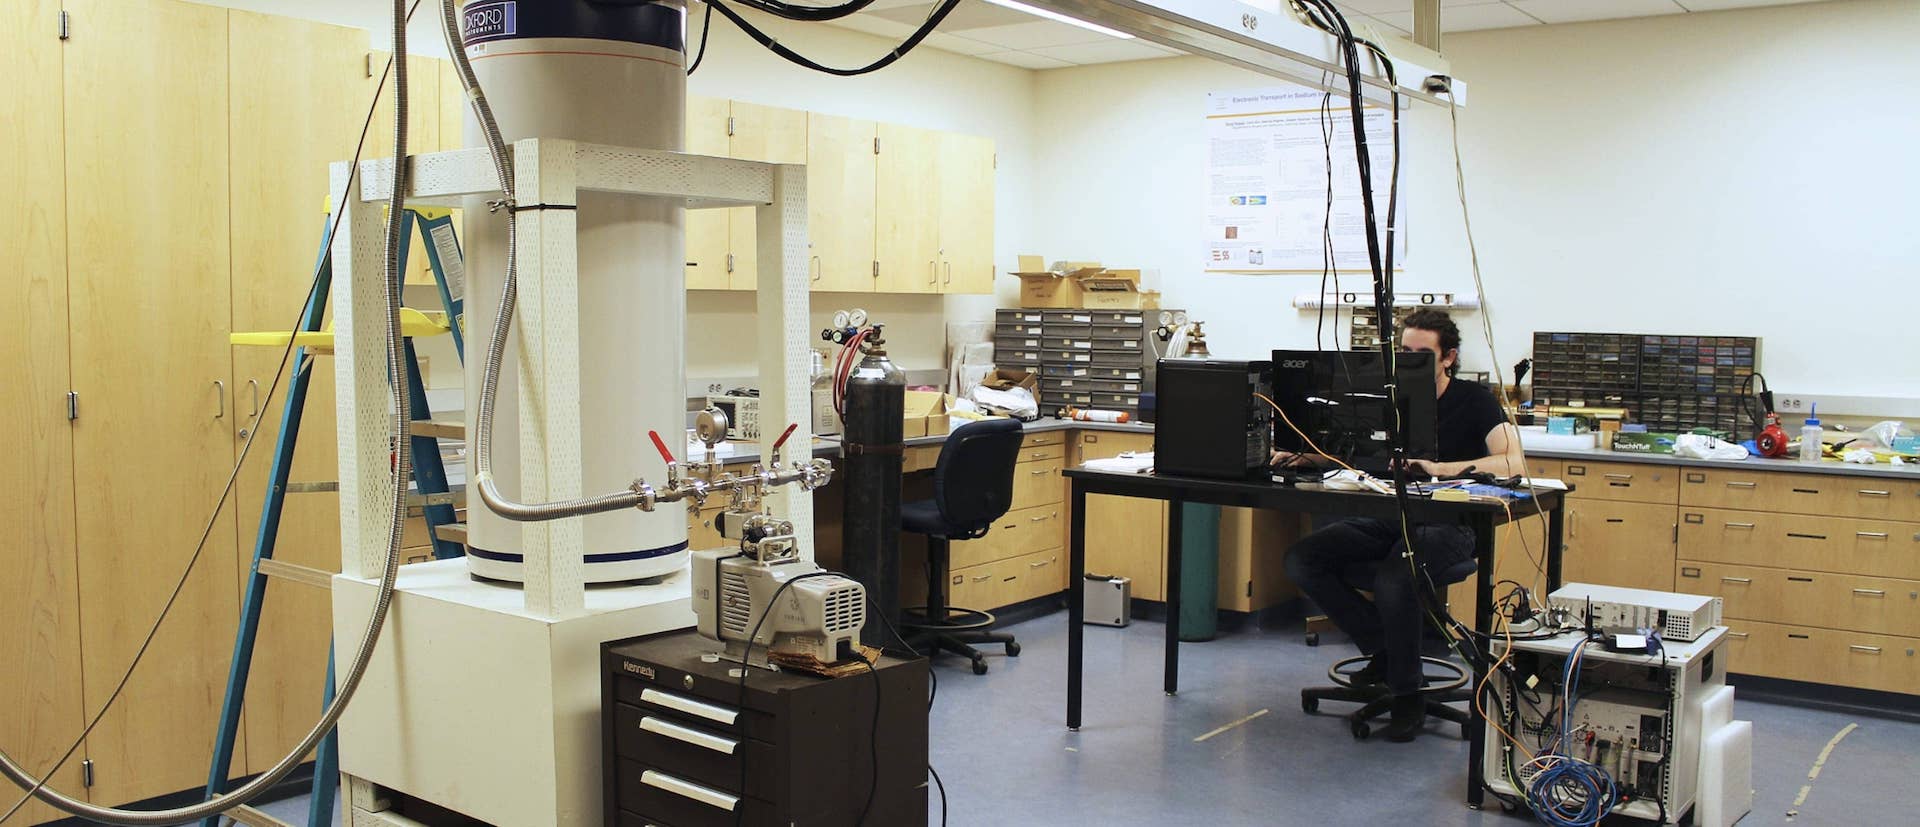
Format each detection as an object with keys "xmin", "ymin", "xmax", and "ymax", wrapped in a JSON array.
[{"xmin": 1021, "ymin": 0, "xmax": 1466, "ymax": 106}]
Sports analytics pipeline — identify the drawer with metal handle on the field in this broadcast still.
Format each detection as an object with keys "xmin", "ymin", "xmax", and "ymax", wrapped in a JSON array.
[
  {"xmin": 1678, "ymin": 508, "xmax": 1920, "ymax": 580},
  {"xmin": 1718, "ymin": 619, "xmax": 1920, "ymax": 695},
  {"xmin": 1088, "ymin": 366, "xmax": 1144, "ymax": 381},
  {"xmin": 612, "ymin": 679, "xmax": 775, "ymax": 740},
  {"xmin": 616, "ymin": 760, "xmax": 776, "ymax": 827},
  {"xmin": 1562, "ymin": 461, "xmax": 1676, "ymax": 504},
  {"xmin": 1679, "ymin": 469, "xmax": 1917, "ymax": 519},
  {"xmin": 1677, "ymin": 560, "xmax": 1920, "ymax": 637},
  {"xmin": 613, "ymin": 704, "xmax": 778, "ymax": 801}
]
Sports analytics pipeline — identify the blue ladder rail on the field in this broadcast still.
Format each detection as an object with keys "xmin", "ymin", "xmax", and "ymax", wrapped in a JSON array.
[{"xmin": 203, "ymin": 209, "xmax": 468, "ymax": 826}]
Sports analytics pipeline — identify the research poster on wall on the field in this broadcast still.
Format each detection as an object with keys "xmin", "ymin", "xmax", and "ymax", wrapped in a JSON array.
[{"xmin": 1204, "ymin": 85, "xmax": 1406, "ymax": 273}]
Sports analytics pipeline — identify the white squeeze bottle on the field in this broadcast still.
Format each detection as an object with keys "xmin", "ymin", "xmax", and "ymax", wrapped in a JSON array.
[{"xmin": 1799, "ymin": 404, "xmax": 1823, "ymax": 462}]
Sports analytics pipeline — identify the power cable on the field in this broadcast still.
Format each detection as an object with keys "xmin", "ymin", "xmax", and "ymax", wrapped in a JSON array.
[
  {"xmin": 705, "ymin": 0, "xmax": 960, "ymax": 77},
  {"xmin": 687, "ymin": 1, "xmax": 714, "ymax": 75},
  {"xmin": 0, "ymin": 1, "xmax": 421, "ymax": 822}
]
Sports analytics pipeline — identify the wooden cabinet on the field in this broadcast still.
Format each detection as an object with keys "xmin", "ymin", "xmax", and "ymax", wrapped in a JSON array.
[
  {"xmin": 683, "ymin": 96, "xmax": 732, "ymax": 290},
  {"xmin": 1560, "ymin": 459, "xmax": 1679, "ymax": 504},
  {"xmin": 727, "ymin": 101, "xmax": 808, "ymax": 290},
  {"xmin": 1678, "ymin": 561, "xmax": 1920, "ymax": 638},
  {"xmin": 226, "ymin": 10, "xmax": 368, "ymax": 775},
  {"xmin": 1563, "ymin": 500, "xmax": 1676, "ymax": 592},
  {"xmin": 1216, "ymin": 508, "xmax": 1305, "ymax": 613},
  {"xmin": 805, "ymin": 113, "xmax": 877, "ymax": 293},
  {"xmin": 366, "ymin": 51, "xmax": 443, "ymax": 286},
  {"xmin": 1679, "ymin": 508, "xmax": 1920, "ymax": 581},
  {"xmin": 0, "ymin": 1, "xmax": 88, "ymax": 822},
  {"xmin": 1075, "ymin": 431, "xmax": 1168, "ymax": 601},
  {"xmin": 936, "ymin": 132, "xmax": 995, "ymax": 295},
  {"xmin": 874, "ymin": 123, "xmax": 942, "ymax": 295},
  {"xmin": 63, "ymin": 0, "xmax": 243, "ymax": 805},
  {"xmin": 1721, "ymin": 619, "xmax": 1919, "ymax": 696},
  {"xmin": 1679, "ymin": 467, "xmax": 1920, "ymax": 521}
]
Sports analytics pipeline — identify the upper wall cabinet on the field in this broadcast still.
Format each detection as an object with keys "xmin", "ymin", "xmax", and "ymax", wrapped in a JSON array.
[{"xmin": 684, "ymin": 99, "xmax": 994, "ymax": 295}]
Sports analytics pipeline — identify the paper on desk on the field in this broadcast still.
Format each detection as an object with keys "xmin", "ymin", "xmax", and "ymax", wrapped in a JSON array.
[
  {"xmin": 1084, "ymin": 451, "xmax": 1154, "ymax": 473},
  {"xmin": 1521, "ymin": 477, "xmax": 1568, "ymax": 491}
]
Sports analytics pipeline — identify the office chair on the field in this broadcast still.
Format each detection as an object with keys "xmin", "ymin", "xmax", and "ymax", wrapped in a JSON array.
[
  {"xmin": 1298, "ymin": 555, "xmax": 1477, "ymax": 741},
  {"xmin": 898, "ymin": 418, "xmax": 1025, "ymax": 675}
]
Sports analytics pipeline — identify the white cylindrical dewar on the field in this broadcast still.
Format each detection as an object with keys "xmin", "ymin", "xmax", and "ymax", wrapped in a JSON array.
[{"xmin": 459, "ymin": 0, "xmax": 689, "ymax": 583}]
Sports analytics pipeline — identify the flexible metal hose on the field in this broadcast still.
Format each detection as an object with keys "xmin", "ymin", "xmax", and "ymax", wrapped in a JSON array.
[
  {"xmin": 441, "ymin": 0, "xmax": 648, "ymax": 521},
  {"xmin": 0, "ymin": 2, "xmax": 415, "ymax": 822}
]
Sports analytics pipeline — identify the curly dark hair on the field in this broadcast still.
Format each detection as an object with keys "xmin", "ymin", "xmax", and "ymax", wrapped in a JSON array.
[{"xmin": 1402, "ymin": 308, "xmax": 1461, "ymax": 377}]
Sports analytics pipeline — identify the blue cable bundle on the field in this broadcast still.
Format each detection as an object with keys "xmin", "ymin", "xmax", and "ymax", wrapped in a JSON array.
[{"xmin": 1521, "ymin": 639, "xmax": 1621, "ymax": 827}]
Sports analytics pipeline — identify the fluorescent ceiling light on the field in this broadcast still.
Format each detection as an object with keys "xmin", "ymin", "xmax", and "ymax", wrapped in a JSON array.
[{"xmin": 982, "ymin": 0, "xmax": 1137, "ymax": 39}]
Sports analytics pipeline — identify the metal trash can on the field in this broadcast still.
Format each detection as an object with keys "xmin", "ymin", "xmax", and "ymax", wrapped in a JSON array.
[{"xmin": 1083, "ymin": 574, "xmax": 1131, "ymax": 627}]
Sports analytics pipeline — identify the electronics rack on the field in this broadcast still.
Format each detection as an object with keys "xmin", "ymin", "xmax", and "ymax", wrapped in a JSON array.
[
  {"xmin": 1530, "ymin": 332, "xmax": 1760, "ymax": 435},
  {"xmin": 1483, "ymin": 627, "xmax": 1727, "ymax": 825}
]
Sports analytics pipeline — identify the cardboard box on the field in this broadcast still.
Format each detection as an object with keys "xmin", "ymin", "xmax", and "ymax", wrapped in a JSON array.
[
  {"xmin": 1081, "ymin": 287, "xmax": 1162, "ymax": 310},
  {"xmin": 903, "ymin": 390, "xmax": 954, "ymax": 439},
  {"xmin": 1013, "ymin": 254, "xmax": 1103, "ymax": 309},
  {"xmin": 981, "ymin": 368, "xmax": 1040, "ymax": 397},
  {"xmin": 1612, "ymin": 431, "xmax": 1679, "ymax": 454}
]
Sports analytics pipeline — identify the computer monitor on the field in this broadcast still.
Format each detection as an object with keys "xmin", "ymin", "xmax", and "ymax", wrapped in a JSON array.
[{"xmin": 1269, "ymin": 350, "xmax": 1438, "ymax": 476}]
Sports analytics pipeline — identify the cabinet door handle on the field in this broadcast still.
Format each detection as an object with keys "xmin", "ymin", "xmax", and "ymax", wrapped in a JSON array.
[
  {"xmin": 1859, "ymin": 489, "xmax": 1891, "ymax": 498},
  {"xmin": 1030, "ymin": 560, "xmax": 1052, "ymax": 569},
  {"xmin": 1853, "ymin": 588, "xmax": 1886, "ymax": 597},
  {"xmin": 1720, "ymin": 576, "xmax": 1752, "ymax": 584},
  {"xmin": 1031, "ymin": 514, "xmax": 1054, "ymax": 522},
  {"xmin": 1724, "ymin": 522, "xmax": 1755, "ymax": 529},
  {"xmin": 640, "ymin": 716, "xmax": 739, "ymax": 755},
  {"xmin": 247, "ymin": 378, "xmax": 261, "ymax": 419},
  {"xmin": 929, "ymin": 260, "xmax": 937, "ymax": 285},
  {"xmin": 212, "ymin": 380, "xmax": 226, "ymax": 419},
  {"xmin": 1786, "ymin": 532, "xmax": 1827, "ymax": 541},
  {"xmin": 1604, "ymin": 473, "xmax": 1634, "ymax": 481},
  {"xmin": 1850, "ymin": 645, "xmax": 1884, "ymax": 654},
  {"xmin": 1030, "ymin": 469, "xmax": 1051, "ymax": 476},
  {"xmin": 944, "ymin": 261, "xmax": 952, "ymax": 285},
  {"xmin": 972, "ymin": 574, "xmax": 992, "ymax": 583},
  {"xmin": 1031, "ymin": 451, "xmax": 1050, "ymax": 459},
  {"xmin": 810, "ymin": 255, "xmax": 821, "ymax": 282},
  {"xmin": 1857, "ymin": 531, "xmax": 1889, "ymax": 540},
  {"xmin": 1725, "ymin": 631, "xmax": 1750, "ymax": 639},
  {"xmin": 640, "ymin": 770, "xmax": 738, "ymax": 812},
  {"xmin": 1726, "ymin": 481, "xmax": 1757, "ymax": 489}
]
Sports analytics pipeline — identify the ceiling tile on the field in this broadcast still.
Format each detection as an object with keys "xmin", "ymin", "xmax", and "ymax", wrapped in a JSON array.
[
  {"xmin": 872, "ymin": 1, "xmax": 1039, "ymax": 30},
  {"xmin": 975, "ymin": 50, "xmax": 1078, "ymax": 70},
  {"xmin": 922, "ymin": 31, "xmax": 1002, "ymax": 56},
  {"xmin": 1440, "ymin": 2, "xmax": 1543, "ymax": 30},
  {"xmin": 1506, "ymin": 0, "xmax": 1687, "ymax": 25},
  {"xmin": 1338, "ymin": 0, "xmax": 1517, "ymax": 13},
  {"xmin": 1028, "ymin": 39, "xmax": 1182, "ymax": 65},
  {"xmin": 1677, "ymin": 0, "xmax": 1830, "ymax": 10},
  {"xmin": 1356, "ymin": 10, "xmax": 1415, "ymax": 34},
  {"xmin": 826, "ymin": 14, "xmax": 920, "ymax": 40},
  {"xmin": 948, "ymin": 20, "xmax": 1114, "ymax": 50}
]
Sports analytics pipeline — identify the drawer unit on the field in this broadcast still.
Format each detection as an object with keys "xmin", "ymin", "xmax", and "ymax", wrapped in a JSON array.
[
  {"xmin": 1088, "ymin": 366, "xmax": 1145, "ymax": 382},
  {"xmin": 1012, "ymin": 457, "xmax": 1065, "ymax": 508},
  {"xmin": 994, "ymin": 320, "xmax": 1044, "ymax": 337},
  {"xmin": 1042, "ymin": 310, "xmax": 1094, "ymax": 325},
  {"xmin": 999, "ymin": 348, "xmax": 1041, "ymax": 367},
  {"xmin": 1564, "ymin": 499, "xmax": 1677, "ymax": 592},
  {"xmin": 1090, "ymin": 379, "xmax": 1143, "ymax": 394},
  {"xmin": 1679, "ymin": 508, "xmax": 1920, "ymax": 580},
  {"xmin": 1019, "ymin": 443, "xmax": 1067, "ymax": 463},
  {"xmin": 1021, "ymin": 430, "xmax": 1067, "ymax": 450},
  {"xmin": 950, "ymin": 505, "xmax": 1062, "ymax": 569},
  {"xmin": 996, "ymin": 308, "xmax": 1044, "ymax": 324},
  {"xmin": 949, "ymin": 547, "xmax": 1067, "ymax": 611},
  {"xmin": 1523, "ymin": 457, "xmax": 1564, "ymax": 481},
  {"xmin": 1092, "ymin": 323, "xmax": 1142, "ymax": 338},
  {"xmin": 1680, "ymin": 468, "xmax": 1920, "ymax": 519},
  {"xmin": 1085, "ymin": 310, "xmax": 1147, "ymax": 325},
  {"xmin": 993, "ymin": 333, "xmax": 1042, "ymax": 351},
  {"xmin": 1041, "ymin": 364, "xmax": 1089, "ymax": 379},
  {"xmin": 1041, "ymin": 377, "xmax": 1090, "ymax": 393},
  {"xmin": 1044, "ymin": 350, "xmax": 1091, "ymax": 364},
  {"xmin": 1676, "ymin": 561, "xmax": 1920, "ymax": 637},
  {"xmin": 1044, "ymin": 336, "xmax": 1092, "ymax": 350},
  {"xmin": 1561, "ymin": 460, "xmax": 1679, "ymax": 504},
  {"xmin": 603, "ymin": 630, "xmax": 929, "ymax": 827},
  {"xmin": 1090, "ymin": 351, "xmax": 1143, "ymax": 368},
  {"xmin": 1042, "ymin": 392, "xmax": 1093, "ymax": 410},
  {"xmin": 1090, "ymin": 392, "xmax": 1141, "ymax": 410},
  {"xmin": 1091, "ymin": 337, "xmax": 1141, "ymax": 352},
  {"xmin": 1721, "ymin": 618, "xmax": 1920, "ymax": 696}
]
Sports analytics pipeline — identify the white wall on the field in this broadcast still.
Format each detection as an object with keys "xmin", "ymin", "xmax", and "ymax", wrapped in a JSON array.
[{"xmin": 1034, "ymin": 0, "xmax": 1920, "ymax": 405}]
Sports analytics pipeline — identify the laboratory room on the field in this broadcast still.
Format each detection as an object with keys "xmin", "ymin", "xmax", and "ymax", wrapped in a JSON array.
[{"xmin": 6, "ymin": 0, "xmax": 1920, "ymax": 825}]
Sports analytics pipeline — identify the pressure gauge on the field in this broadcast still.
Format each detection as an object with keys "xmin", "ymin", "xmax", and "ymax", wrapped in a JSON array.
[
  {"xmin": 1172, "ymin": 311, "xmax": 1190, "ymax": 326},
  {"xmin": 832, "ymin": 310, "xmax": 851, "ymax": 329},
  {"xmin": 1158, "ymin": 311, "xmax": 1174, "ymax": 326},
  {"xmin": 848, "ymin": 308, "xmax": 869, "ymax": 328},
  {"xmin": 695, "ymin": 407, "xmax": 730, "ymax": 448}
]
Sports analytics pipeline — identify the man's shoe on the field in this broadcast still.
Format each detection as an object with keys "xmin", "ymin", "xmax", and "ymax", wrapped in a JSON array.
[
  {"xmin": 1383, "ymin": 693, "xmax": 1426, "ymax": 742},
  {"xmin": 1347, "ymin": 657, "xmax": 1385, "ymax": 688}
]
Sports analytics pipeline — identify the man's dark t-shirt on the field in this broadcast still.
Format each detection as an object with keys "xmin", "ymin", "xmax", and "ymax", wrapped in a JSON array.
[{"xmin": 1436, "ymin": 378, "xmax": 1506, "ymax": 463}]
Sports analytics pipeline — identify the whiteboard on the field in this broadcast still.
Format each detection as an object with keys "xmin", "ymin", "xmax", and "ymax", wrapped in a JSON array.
[{"xmin": 1204, "ymin": 85, "xmax": 1407, "ymax": 273}]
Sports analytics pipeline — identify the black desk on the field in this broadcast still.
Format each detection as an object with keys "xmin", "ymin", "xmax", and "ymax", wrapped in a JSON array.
[{"xmin": 1063, "ymin": 468, "xmax": 1566, "ymax": 809}]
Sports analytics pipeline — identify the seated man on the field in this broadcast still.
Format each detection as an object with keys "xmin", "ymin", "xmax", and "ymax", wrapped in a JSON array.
[{"xmin": 1278, "ymin": 309, "xmax": 1522, "ymax": 742}]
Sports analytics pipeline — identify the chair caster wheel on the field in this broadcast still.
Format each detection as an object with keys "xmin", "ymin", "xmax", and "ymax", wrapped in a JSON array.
[
  {"xmin": 1350, "ymin": 720, "xmax": 1370, "ymax": 740},
  {"xmin": 1306, "ymin": 632, "xmax": 1320, "ymax": 647},
  {"xmin": 971, "ymin": 658, "xmax": 989, "ymax": 675},
  {"xmin": 1005, "ymin": 641, "xmax": 1021, "ymax": 657},
  {"xmin": 1301, "ymin": 696, "xmax": 1319, "ymax": 714},
  {"xmin": 1499, "ymin": 801, "xmax": 1519, "ymax": 815}
]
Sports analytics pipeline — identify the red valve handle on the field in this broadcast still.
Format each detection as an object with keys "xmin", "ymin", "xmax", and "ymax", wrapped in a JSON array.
[
  {"xmin": 647, "ymin": 430, "xmax": 676, "ymax": 465},
  {"xmin": 772, "ymin": 423, "xmax": 799, "ymax": 453}
]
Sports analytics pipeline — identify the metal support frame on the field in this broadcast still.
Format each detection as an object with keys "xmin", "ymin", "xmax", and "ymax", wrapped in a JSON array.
[
  {"xmin": 1413, "ymin": 0, "xmax": 1441, "ymax": 52},
  {"xmin": 331, "ymin": 138, "xmax": 812, "ymax": 822}
]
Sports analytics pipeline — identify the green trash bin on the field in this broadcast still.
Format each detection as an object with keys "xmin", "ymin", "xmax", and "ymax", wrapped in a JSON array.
[{"xmin": 1178, "ymin": 502, "xmax": 1220, "ymax": 642}]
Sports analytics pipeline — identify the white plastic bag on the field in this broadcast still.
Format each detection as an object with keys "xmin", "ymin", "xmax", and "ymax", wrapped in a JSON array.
[
  {"xmin": 971, "ymin": 385, "xmax": 1038, "ymax": 420},
  {"xmin": 1674, "ymin": 433, "xmax": 1750, "ymax": 460}
]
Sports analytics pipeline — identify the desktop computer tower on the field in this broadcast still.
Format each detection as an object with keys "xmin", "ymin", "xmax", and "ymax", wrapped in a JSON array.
[{"xmin": 1153, "ymin": 359, "xmax": 1273, "ymax": 480}]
